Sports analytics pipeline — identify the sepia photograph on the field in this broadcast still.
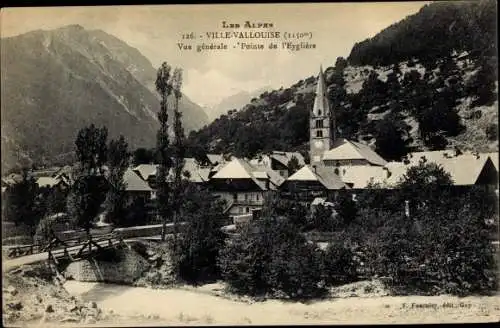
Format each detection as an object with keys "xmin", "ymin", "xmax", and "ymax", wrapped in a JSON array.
[{"xmin": 1, "ymin": 1, "xmax": 499, "ymax": 326}]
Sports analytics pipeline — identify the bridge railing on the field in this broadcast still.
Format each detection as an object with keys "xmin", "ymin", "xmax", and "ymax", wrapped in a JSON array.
[{"xmin": 4, "ymin": 231, "xmax": 123, "ymax": 259}]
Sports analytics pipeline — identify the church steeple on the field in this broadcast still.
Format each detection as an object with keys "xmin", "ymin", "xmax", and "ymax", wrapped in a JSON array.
[
  {"xmin": 310, "ymin": 66, "xmax": 335, "ymax": 165},
  {"xmin": 313, "ymin": 65, "xmax": 329, "ymax": 116}
]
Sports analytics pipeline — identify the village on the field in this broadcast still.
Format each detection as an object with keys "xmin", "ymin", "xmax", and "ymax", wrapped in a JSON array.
[
  {"xmin": 2, "ymin": 2, "xmax": 500, "ymax": 325},
  {"xmin": 2, "ymin": 67, "xmax": 498, "ymax": 228}
]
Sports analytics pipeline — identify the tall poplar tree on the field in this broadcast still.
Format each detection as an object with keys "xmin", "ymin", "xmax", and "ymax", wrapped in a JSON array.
[
  {"xmin": 170, "ymin": 68, "xmax": 186, "ymax": 252},
  {"xmin": 155, "ymin": 62, "xmax": 173, "ymax": 241}
]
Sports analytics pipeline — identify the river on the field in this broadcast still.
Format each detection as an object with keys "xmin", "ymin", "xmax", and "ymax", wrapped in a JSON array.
[{"xmin": 62, "ymin": 280, "xmax": 500, "ymax": 325}]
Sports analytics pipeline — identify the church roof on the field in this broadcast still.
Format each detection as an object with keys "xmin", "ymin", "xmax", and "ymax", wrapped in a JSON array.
[
  {"xmin": 322, "ymin": 138, "xmax": 387, "ymax": 166},
  {"xmin": 287, "ymin": 165, "xmax": 347, "ymax": 190},
  {"xmin": 313, "ymin": 66, "xmax": 330, "ymax": 116}
]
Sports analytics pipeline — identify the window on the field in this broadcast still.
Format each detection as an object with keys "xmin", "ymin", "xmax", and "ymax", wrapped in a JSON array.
[
  {"xmin": 315, "ymin": 120, "xmax": 323, "ymax": 128},
  {"xmin": 246, "ymin": 207, "xmax": 250, "ymax": 213},
  {"xmin": 233, "ymin": 193, "xmax": 237, "ymax": 201},
  {"xmin": 245, "ymin": 194, "xmax": 248, "ymax": 201},
  {"xmin": 318, "ymin": 110, "xmax": 322, "ymax": 116},
  {"xmin": 256, "ymin": 194, "xmax": 259, "ymax": 201},
  {"xmin": 316, "ymin": 130, "xmax": 323, "ymax": 138}
]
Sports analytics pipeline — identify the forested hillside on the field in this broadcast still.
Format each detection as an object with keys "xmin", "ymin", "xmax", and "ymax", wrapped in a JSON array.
[{"xmin": 185, "ymin": 0, "xmax": 498, "ymax": 162}]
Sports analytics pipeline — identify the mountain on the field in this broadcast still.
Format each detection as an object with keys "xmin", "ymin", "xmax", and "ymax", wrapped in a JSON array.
[
  {"xmin": 185, "ymin": 0, "xmax": 498, "ymax": 161},
  {"xmin": 206, "ymin": 86, "xmax": 272, "ymax": 121},
  {"xmin": 348, "ymin": 0, "xmax": 496, "ymax": 67},
  {"xmin": 1, "ymin": 25, "xmax": 209, "ymax": 172}
]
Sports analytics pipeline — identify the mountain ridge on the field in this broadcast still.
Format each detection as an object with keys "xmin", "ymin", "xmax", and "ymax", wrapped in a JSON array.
[{"xmin": 1, "ymin": 25, "xmax": 209, "ymax": 172}]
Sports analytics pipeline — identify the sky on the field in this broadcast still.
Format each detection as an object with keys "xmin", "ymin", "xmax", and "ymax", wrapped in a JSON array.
[{"xmin": 1, "ymin": 2, "xmax": 429, "ymax": 108}]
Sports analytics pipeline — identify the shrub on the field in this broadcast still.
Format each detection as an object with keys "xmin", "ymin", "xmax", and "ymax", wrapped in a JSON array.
[
  {"xmin": 218, "ymin": 217, "xmax": 326, "ymax": 299},
  {"xmin": 173, "ymin": 185, "xmax": 228, "ymax": 284},
  {"xmin": 366, "ymin": 190, "xmax": 498, "ymax": 296},
  {"xmin": 321, "ymin": 243, "xmax": 358, "ymax": 286}
]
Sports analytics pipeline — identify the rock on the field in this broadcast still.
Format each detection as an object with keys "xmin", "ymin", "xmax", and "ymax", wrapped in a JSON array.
[
  {"xmin": 45, "ymin": 304, "xmax": 54, "ymax": 313},
  {"xmin": 34, "ymin": 295, "xmax": 44, "ymax": 303},
  {"xmin": 6, "ymin": 286, "xmax": 18, "ymax": 296},
  {"xmin": 60, "ymin": 315, "xmax": 80, "ymax": 323},
  {"xmin": 7, "ymin": 301, "xmax": 23, "ymax": 311},
  {"xmin": 84, "ymin": 316, "xmax": 97, "ymax": 324}
]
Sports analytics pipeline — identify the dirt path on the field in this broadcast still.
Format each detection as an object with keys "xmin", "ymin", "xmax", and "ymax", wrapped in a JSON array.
[{"xmin": 64, "ymin": 281, "xmax": 500, "ymax": 325}]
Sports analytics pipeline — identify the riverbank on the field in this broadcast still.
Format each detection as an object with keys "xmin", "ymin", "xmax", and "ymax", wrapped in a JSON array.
[
  {"xmin": 63, "ymin": 280, "xmax": 500, "ymax": 325},
  {"xmin": 3, "ymin": 259, "xmax": 499, "ymax": 326}
]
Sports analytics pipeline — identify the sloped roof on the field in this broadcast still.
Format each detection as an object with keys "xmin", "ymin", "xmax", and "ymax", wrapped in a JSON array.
[
  {"xmin": 36, "ymin": 177, "xmax": 60, "ymax": 188},
  {"xmin": 322, "ymin": 138, "xmax": 387, "ymax": 166},
  {"xmin": 212, "ymin": 158, "xmax": 253, "ymax": 179},
  {"xmin": 206, "ymin": 154, "xmax": 225, "ymax": 165},
  {"xmin": 31, "ymin": 168, "xmax": 60, "ymax": 178},
  {"xmin": 211, "ymin": 158, "xmax": 283, "ymax": 190},
  {"xmin": 485, "ymin": 152, "xmax": 498, "ymax": 171},
  {"xmin": 287, "ymin": 165, "xmax": 347, "ymax": 190},
  {"xmin": 384, "ymin": 151, "xmax": 497, "ymax": 186},
  {"xmin": 338, "ymin": 165, "xmax": 390, "ymax": 189},
  {"xmin": 251, "ymin": 163, "xmax": 286, "ymax": 189},
  {"xmin": 123, "ymin": 168, "xmax": 152, "ymax": 192},
  {"xmin": 270, "ymin": 151, "xmax": 306, "ymax": 167},
  {"xmin": 287, "ymin": 165, "xmax": 318, "ymax": 181},
  {"xmin": 133, "ymin": 164, "xmax": 158, "ymax": 181}
]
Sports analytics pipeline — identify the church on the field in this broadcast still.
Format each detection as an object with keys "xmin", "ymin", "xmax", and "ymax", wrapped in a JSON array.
[
  {"xmin": 309, "ymin": 66, "xmax": 387, "ymax": 169},
  {"xmin": 280, "ymin": 66, "xmax": 499, "ymax": 196}
]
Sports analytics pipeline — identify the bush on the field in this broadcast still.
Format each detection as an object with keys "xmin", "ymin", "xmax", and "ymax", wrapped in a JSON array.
[
  {"xmin": 363, "ymin": 189, "xmax": 498, "ymax": 296},
  {"xmin": 173, "ymin": 185, "xmax": 228, "ymax": 284},
  {"xmin": 218, "ymin": 217, "xmax": 327, "ymax": 299},
  {"xmin": 321, "ymin": 243, "xmax": 359, "ymax": 286}
]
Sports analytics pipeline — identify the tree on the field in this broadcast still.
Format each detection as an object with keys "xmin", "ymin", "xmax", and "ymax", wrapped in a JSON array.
[
  {"xmin": 374, "ymin": 113, "xmax": 410, "ymax": 161},
  {"xmin": 174, "ymin": 185, "xmax": 227, "ymax": 283},
  {"xmin": 4, "ymin": 169, "xmax": 44, "ymax": 243},
  {"xmin": 398, "ymin": 160, "xmax": 453, "ymax": 214},
  {"xmin": 68, "ymin": 124, "xmax": 109, "ymax": 238},
  {"xmin": 170, "ymin": 67, "xmax": 186, "ymax": 257},
  {"xmin": 286, "ymin": 155, "xmax": 301, "ymax": 176},
  {"xmin": 105, "ymin": 136, "xmax": 130, "ymax": 225},
  {"xmin": 334, "ymin": 192, "xmax": 358, "ymax": 226},
  {"xmin": 155, "ymin": 62, "xmax": 174, "ymax": 242},
  {"xmin": 133, "ymin": 148, "xmax": 155, "ymax": 166},
  {"xmin": 466, "ymin": 58, "xmax": 497, "ymax": 107}
]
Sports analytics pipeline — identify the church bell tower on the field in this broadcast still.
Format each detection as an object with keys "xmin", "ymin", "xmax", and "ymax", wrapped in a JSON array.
[{"xmin": 310, "ymin": 66, "xmax": 335, "ymax": 165}]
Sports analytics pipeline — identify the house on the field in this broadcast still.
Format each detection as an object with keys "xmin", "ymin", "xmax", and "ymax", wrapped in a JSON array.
[
  {"xmin": 335, "ymin": 151, "xmax": 498, "ymax": 190},
  {"xmin": 280, "ymin": 165, "xmax": 348, "ymax": 202},
  {"xmin": 132, "ymin": 158, "xmax": 213, "ymax": 189},
  {"xmin": 250, "ymin": 151, "xmax": 306, "ymax": 178},
  {"xmin": 209, "ymin": 158, "xmax": 285, "ymax": 217},
  {"xmin": 122, "ymin": 168, "xmax": 154, "ymax": 204},
  {"xmin": 322, "ymin": 138, "xmax": 388, "ymax": 167},
  {"xmin": 388, "ymin": 151, "xmax": 498, "ymax": 188}
]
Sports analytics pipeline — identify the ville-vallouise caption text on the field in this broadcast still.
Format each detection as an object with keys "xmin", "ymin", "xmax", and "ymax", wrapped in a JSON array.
[{"xmin": 176, "ymin": 21, "xmax": 316, "ymax": 53}]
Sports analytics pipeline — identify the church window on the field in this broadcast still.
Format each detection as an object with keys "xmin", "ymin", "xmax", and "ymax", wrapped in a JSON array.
[
  {"xmin": 315, "ymin": 120, "xmax": 323, "ymax": 128},
  {"xmin": 318, "ymin": 110, "xmax": 322, "ymax": 116},
  {"xmin": 316, "ymin": 130, "xmax": 323, "ymax": 138}
]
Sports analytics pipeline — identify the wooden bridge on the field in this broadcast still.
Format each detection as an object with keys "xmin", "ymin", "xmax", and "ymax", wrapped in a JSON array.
[
  {"xmin": 2, "ymin": 222, "xmax": 189, "ymax": 272},
  {"xmin": 2, "ymin": 232, "xmax": 126, "ymax": 272}
]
